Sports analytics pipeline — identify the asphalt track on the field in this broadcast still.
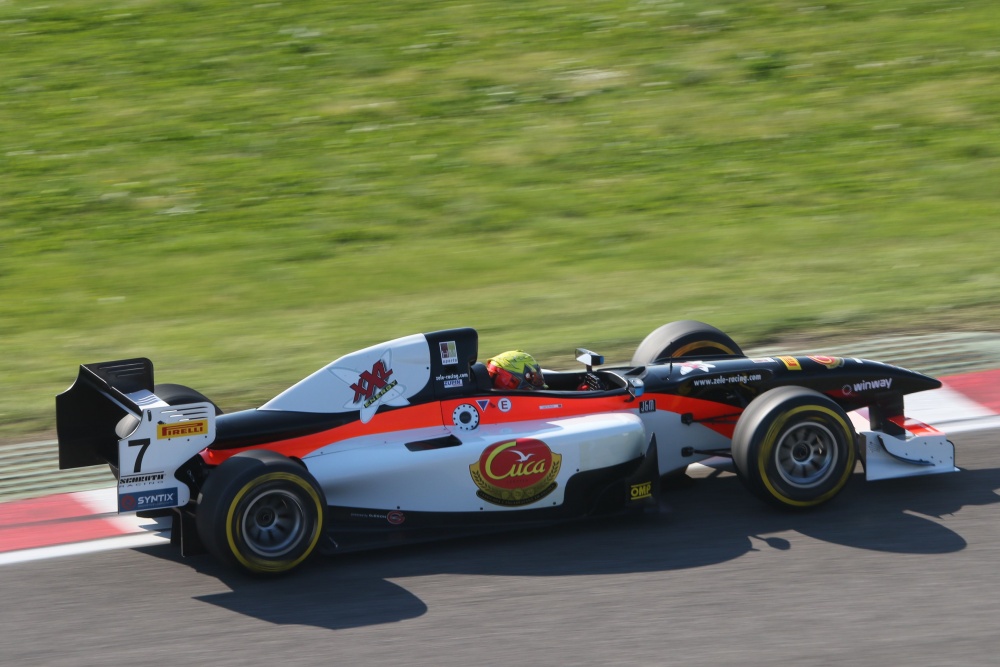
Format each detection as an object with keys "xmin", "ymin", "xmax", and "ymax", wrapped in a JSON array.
[{"xmin": 2, "ymin": 426, "xmax": 999, "ymax": 666}]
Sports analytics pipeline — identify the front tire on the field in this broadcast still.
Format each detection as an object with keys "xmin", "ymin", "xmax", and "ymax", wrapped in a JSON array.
[
  {"xmin": 631, "ymin": 320, "xmax": 743, "ymax": 366},
  {"xmin": 197, "ymin": 451, "xmax": 326, "ymax": 575},
  {"xmin": 731, "ymin": 386, "xmax": 856, "ymax": 509}
]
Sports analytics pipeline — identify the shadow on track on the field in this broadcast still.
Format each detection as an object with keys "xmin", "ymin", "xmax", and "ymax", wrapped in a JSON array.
[{"xmin": 137, "ymin": 464, "xmax": 1000, "ymax": 630}]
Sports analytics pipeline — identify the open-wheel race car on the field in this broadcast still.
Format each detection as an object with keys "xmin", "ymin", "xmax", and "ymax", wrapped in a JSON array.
[{"xmin": 56, "ymin": 321, "xmax": 956, "ymax": 574}]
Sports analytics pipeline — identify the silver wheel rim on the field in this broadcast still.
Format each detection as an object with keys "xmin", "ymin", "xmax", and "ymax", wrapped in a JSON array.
[
  {"xmin": 773, "ymin": 421, "xmax": 838, "ymax": 488},
  {"xmin": 240, "ymin": 488, "xmax": 306, "ymax": 558}
]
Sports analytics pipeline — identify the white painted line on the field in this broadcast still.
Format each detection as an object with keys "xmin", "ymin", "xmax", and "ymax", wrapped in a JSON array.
[
  {"xmin": 71, "ymin": 486, "xmax": 162, "ymax": 534},
  {"xmin": 0, "ymin": 531, "xmax": 171, "ymax": 567},
  {"xmin": 928, "ymin": 415, "xmax": 1000, "ymax": 435}
]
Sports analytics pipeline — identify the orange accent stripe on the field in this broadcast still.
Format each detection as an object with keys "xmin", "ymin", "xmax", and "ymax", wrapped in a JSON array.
[
  {"xmin": 201, "ymin": 392, "xmax": 746, "ymax": 466},
  {"xmin": 200, "ymin": 403, "xmax": 445, "ymax": 465}
]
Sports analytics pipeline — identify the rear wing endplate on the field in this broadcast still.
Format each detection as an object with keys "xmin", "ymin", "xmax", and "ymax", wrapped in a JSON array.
[{"xmin": 56, "ymin": 359, "xmax": 157, "ymax": 470}]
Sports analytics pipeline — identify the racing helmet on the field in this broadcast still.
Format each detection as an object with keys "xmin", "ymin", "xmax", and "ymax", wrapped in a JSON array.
[{"xmin": 487, "ymin": 350, "xmax": 546, "ymax": 390}]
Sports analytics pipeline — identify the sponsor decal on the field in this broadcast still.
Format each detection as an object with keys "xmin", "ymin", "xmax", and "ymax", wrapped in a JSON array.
[
  {"xmin": 630, "ymin": 481, "xmax": 653, "ymax": 501},
  {"xmin": 470, "ymin": 438, "xmax": 562, "ymax": 506},
  {"xmin": 351, "ymin": 359, "xmax": 397, "ymax": 406},
  {"xmin": 539, "ymin": 403, "xmax": 562, "ymax": 410},
  {"xmin": 349, "ymin": 510, "xmax": 407, "ymax": 525},
  {"xmin": 332, "ymin": 350, "xmax": 407, "ymax": 423},
  {"xmin": 809, "ymin": 355, "xmax": 844, "ymax": 369},
  {"xmin": 118, "ymin": 487, "xmax": 178, "ymax": 512},
  {"xmin": 679, "ymin": 361, "xmax": 715, "ymax": 375},
  {"xmin": 439, "ymin": 340, "xmax": 459, "ymax": 365},
  {"xmin": 453, "ymin": 403, "xmax": 480, "ymax": 430},
  {"xmin": 497, "ymin": 397, "xmax": 512, "ymax": 413},
  {"xmin": 751, "ymin": 357, "xmax": 775, "ymax": 364},
  {"xmin": 778, "ymin": 356, "xmax": 802, "ymax": 371},
  {"xmin": 692, "ymin": 372, "xmax": 763, "ymax": 387},
  {"xmin": 436, "ymin": 371, "xmax": 469, "ymax": 389},
  {"xmin": 158, "ymin": 419, "xmax": 208, "ymax": 439},
  {"xmin": 638, "ymin": 399, "xmax": 656, "ymax": 414},
  {"xmin": 119, "ymin": 471, "xmax": 165, "ymax": 487},
  {"xmin": 842, "ymin": 378, "xmax": 893, "ymax": 395}
]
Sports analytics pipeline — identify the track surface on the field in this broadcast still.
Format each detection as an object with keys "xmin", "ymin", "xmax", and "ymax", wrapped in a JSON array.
[{"xmin": 2, "ymin": 427, "xmax": 999, "ymax": 666}]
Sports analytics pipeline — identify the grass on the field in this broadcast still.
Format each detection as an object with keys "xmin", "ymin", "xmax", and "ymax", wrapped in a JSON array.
[{"xmin": 2, "ymin": 0, "xmax": 999, "ymax": 436}]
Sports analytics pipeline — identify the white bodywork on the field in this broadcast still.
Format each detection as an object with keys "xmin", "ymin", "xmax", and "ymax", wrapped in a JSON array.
[
  {"xmin": 858, "ymin": 428, "xmax": 957, "ymax": 481},
  {"xmin": 262, "ymin": 334, "xmax": 431, "ymax": 421},
  {"xmin": 303, "ymin": 413, "xmax": 647, "ymax": 512},
  {"xmin": 850, "ymin": 412, "xmax": 957, "ymax": 480},
  {"xmin": 115, "ymin": 392, "xmax": 217, "ymax": 511}
]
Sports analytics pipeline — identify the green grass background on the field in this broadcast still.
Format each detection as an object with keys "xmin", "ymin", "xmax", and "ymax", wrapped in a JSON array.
[{"xmin": 2, "ymin": 0, "xmax": 999, "ymax": 436}]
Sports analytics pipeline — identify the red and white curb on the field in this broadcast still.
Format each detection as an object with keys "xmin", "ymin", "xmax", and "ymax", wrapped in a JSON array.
[
  {"xmin": 0, "ymin": 488, "xmax": 170, "ymax": 565},
  {"xmin": 2, "ymin": 369, "xmax": 999, "ymax": 566}
]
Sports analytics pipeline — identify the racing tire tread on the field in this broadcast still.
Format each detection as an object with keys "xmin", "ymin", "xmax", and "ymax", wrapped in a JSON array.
[
  {"xmin": 731, "ymin": 386, "xmax": 856, "ymax": 509},
  {"xmin": 196, "ymin": 451, "xmax": 326, "ymax": 575}
]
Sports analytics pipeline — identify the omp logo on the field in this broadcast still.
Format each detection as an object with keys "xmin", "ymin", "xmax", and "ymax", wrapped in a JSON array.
[
  {"xmin": 158, "ymin": 420, "xmax": 208, "ymax": 439},
  {"xmin": 630, "ymin": 482, "xmax": 652, "ymax": 500},
  {"xmin": 844, "ymin": 378, "xmax": 893, "ymax": 394}
]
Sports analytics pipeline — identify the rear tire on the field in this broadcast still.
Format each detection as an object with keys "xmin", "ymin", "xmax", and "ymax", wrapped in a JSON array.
[
  {"xmin": 197, "ymin": 451, "xmax": 326, "ymax": 575},
  {"xmin": 631, "ymin": 320, "xmax": 743, "ymax": 365},
  {"xmin": 731, "ymin": 386, "xmax": 856, "ymax": 509},
  {"xmin": 155, "ymin": 383, "xmax": 223, "ymax": 415}
]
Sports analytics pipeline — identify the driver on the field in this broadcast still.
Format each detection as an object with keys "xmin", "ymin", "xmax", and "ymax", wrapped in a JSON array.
[{"xmin": 486, "ymin": 350, "xmax": 546, "ymax": 390}]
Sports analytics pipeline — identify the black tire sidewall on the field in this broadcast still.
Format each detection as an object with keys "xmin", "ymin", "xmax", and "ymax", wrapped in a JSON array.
[
  {"xmin": 154, "ymin": 383, "xmax": 223, "ymax": 415},
  {"xmin": 197, "ymin": 452, "xmax": 325, "ymax": 574},
  {"xmin": 631, "ymin": 320, "xmax": 743, "ymax": 366},
  {"xmin": 732, "ymin": 386, "xmax": 856, "ymax": 508}
]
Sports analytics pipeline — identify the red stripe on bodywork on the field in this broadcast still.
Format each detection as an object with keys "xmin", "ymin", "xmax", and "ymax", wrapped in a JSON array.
[{"xmin": 887, "ymin": 415, "xmax": 943, "ymax": 437}]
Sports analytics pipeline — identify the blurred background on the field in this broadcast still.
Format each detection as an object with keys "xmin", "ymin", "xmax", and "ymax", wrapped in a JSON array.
[{"xmin": 2, "ymin": 0, "xmax": 999, "ymax": 437}]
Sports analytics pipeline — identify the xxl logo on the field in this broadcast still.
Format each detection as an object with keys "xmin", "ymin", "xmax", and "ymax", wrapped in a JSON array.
[
  {"xmin": 470, "ymin": 438, "xmax": 562, "ymax": 507},
  {"xmin": 350, "ymin": 359, "xmax": 396, "ymax": 406},
  {"xmin": 331, "ymin": 349, "xmax": 407, "ymax": 423}
]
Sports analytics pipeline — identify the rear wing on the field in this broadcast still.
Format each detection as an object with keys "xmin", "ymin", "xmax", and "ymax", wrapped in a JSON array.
[
  {"xmin": 56, "ymin": 359, "xmax": 158, "ymax": 470},
  {"xmin": 57, "ymin": 358, "xmax": 217, "ymax": 512}
]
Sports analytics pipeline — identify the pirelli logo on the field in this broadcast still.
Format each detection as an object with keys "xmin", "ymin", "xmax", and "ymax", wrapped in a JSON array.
[{"xmin": 158, "ymin": 419, "xmax": 208, "ymax": 439}]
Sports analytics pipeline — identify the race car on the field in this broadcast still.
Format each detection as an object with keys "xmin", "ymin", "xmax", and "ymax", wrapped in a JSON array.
[{"xmin": 55, "ymin": 321, "xmax": 956, "ymax": 575}]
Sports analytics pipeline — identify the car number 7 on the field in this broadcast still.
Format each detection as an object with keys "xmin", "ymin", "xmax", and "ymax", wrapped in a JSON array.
[{"xmin": 128, "ymin": 438, "xmax": 151, "ymax": 473}]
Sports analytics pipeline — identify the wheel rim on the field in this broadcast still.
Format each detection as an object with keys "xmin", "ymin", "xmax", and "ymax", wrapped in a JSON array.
[
  {"xmin": 773, "ymin": 421, "xmax": 839, "ymax": 488},
  {"xmin": 240, "ymin": 488, "xmax": 306, "ymax": 558}
]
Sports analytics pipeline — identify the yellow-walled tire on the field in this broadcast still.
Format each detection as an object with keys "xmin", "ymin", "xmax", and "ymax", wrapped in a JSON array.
[
  {"xmin": 197, "ymin": 451, "xmax": 326, "ymax": 575},
  {"xmin": 732, "ymin": 386, "xmax": 856, "ymax": 509}
]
